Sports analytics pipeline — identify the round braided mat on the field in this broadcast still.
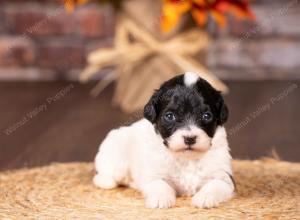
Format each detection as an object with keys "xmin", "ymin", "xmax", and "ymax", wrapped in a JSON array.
[{"xmin": 0, "ymin": 159, "xmax": 300, "ymax": 220}]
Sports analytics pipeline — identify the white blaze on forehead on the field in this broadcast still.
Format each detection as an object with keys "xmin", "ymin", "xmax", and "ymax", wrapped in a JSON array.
[{"xmin": 184, "ymin": 72, "xmax": 199, "ymax": 87}]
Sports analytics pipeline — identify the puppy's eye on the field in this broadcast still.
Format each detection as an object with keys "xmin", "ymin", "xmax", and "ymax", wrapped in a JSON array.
[
  {"xmin": 164, "ymin": 112, "xmax": 176, "ymax": 122},
  {"xmin": 201, "ymin": 112, "xmax": 213, "ymax": 123}
]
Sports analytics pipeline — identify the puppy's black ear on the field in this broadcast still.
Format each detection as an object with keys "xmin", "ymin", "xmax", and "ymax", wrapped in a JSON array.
[
  {"xmin": 217, "ymin": 95, "xmax": 229, "ymax": 125},
  {"xmin": 144, "ymin": 90, "xmax": 161, "ymax": 123}
]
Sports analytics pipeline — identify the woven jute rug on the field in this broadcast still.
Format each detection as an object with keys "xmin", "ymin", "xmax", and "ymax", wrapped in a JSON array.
[{"xmin": 0, "ymin": 159, "xmax": 299, "ymax": 220}]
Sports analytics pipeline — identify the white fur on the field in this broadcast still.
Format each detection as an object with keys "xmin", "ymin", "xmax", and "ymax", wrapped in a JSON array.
[
  {"xmin": 184, "ymin": 72, "xmax": 199, "ymax": 87},
  {"xmin": 167, "ymin": 125, "xmax": 212, "ymax": 152},
  {"xmin": 143, "ymin": 179, "xmax": 176, "ymax": 208},
  {"xmin": 94, "ymin": 119, "xmax": 234, "ymax": 208},
  {"xmin": 192, "ymin": 179, "xmax": 234, "ymax": 208}
]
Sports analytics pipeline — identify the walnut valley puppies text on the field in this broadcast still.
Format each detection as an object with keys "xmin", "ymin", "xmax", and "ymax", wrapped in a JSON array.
[
  {"xmin": 3, "ymin": 84, "xmax": 74, "ymax": 136},
  {"xmin": 228, "ymin": 83, "xmax": 298, "ymax": 136}
]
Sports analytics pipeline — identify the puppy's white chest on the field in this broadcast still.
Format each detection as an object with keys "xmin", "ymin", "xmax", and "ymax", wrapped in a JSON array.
[{"xmin": 170, "ymin": 162, "xmax": 205, "ymax": 196}]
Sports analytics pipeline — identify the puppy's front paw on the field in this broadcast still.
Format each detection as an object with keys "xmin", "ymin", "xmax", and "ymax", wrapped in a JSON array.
[
  {"xmin": 143, "ymin": 180, "xmax": 176, "ymax": 209},
  {"xmin": 192, "ymin": 180, "xmax": 233, "ymax": 209},
  {"xmin": 146, "ymin": 193, "xmax": 176, "ymax": 209}
]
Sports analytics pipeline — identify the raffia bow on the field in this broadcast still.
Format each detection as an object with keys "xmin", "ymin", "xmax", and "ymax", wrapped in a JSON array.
[{"xmin": 80, "ymin": 15, "xmax": 228, "ymax": 113}]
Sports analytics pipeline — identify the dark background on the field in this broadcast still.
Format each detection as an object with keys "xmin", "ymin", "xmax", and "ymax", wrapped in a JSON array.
[{"xmin": 0, "ymin": 0, "xmax": 299, "ymax": 170}]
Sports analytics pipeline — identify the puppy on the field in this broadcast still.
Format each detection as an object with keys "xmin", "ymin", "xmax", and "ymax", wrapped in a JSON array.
[{"xmin": 94, "ymin": 72, "xmax": 235, "ymax": 209}]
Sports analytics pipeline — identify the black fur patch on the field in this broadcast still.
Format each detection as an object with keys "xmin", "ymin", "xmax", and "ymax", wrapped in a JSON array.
[
  {"xmin": 144, "ymin": 74, "xmax": 229, "ymax": 139},
  {"xmin": 227, "ymin": 172, "xmax": 237, "ymax": 191}
]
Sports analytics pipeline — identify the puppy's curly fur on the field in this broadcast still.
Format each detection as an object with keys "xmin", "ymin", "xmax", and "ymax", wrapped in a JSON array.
[{"xmin": 94, "ymin": 72, "xmax": 234, "ymax": 208}]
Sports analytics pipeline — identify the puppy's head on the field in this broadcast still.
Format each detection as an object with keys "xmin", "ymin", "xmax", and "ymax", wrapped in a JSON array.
[{"xmin": 144, "ymin": 72, "xmax": 228, "ymax": 154}]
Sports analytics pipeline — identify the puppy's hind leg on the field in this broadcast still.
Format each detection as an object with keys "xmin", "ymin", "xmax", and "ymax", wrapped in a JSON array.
[{"xmin": 94, "ymin": 128, "xmax": 130, "ymax": 189}]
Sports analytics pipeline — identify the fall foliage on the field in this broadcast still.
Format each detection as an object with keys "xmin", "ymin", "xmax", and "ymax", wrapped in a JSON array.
[
  {"xmin": 63, "ymin": 0, "xmax": 255, "ymax": 33},
  {"xmin": 161, "ymin": 0, "xmax": 255, "ymax": 32}
]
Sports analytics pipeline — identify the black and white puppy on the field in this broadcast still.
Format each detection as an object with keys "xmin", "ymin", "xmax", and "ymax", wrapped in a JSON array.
[{"xmin": 94, "ymin": 72, "xmax": 234, "ymax": 208}]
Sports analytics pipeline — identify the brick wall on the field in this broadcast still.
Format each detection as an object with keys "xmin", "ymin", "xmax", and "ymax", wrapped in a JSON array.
[
  {"xmin": 0, "ymin": 0, "xmax": 115, "ymax": 80},
  {"xmin": 0, "ymin": 0, "xmax": 299, "ymax": 80},
  {"xmin": 208, "ymin": 0, "xmax": 300, "ymax": 80}
]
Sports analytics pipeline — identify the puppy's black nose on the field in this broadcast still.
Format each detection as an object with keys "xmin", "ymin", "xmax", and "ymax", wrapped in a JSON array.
[{"xmin": 184, "ymin": 136, "xmax": 197, "ymax": 146}]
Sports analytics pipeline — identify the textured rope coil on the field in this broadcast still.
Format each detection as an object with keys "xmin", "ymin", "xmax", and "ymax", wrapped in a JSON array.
[{"xmin": 0, "ymin": 159, "xmax": 299, "ymax": 219}]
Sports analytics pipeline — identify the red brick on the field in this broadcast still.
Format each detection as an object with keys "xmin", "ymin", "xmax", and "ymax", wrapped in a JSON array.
[
  {"xmin": 85, "ymin": 38, "xmax": 113, "ymax": 54},
  {"xmin": 0, "ymin": 67, "xmax": 57, "ymax": 81},
  {"xmin": 209, "ymin": 67, "xmax": 300, "ymax": 81},
  {"xmin": 254, "ymin": 3, "xmax": 300, "ymax": 37},
  {"xmin": 3, "ymin": 4, "xmax": 76, "ymax": 36},
  {"xmin": 0, "ymin": 0, "xmax": 61, "ymax": 6},
  {"xmin": 0, "ymin": 20, "xmax": 5, "ymax": 34},
  {"xmin": 74, "ymin": 6, "xmax": 107, "ymax": 38},
  {"xmin": 258, "ymin": 40, "xmax": 300, "ymax": 69},
  {"xmin": 206, "ymin": 39, "xmax": 300, "ymax": 70},
  {"xmin": 0, "ymin": 36, "xmax": 35, "ymax": 67},
  {"xmin": 37, "ymin": 40, "xmax": 85, "ymax": 70},
  {"xmin": 0, "ymin": 6, "xmax": 6, "ymax": 33},
  {"xmin": 228, "ymin": 3, "xmax": 300, "ymax": 37},
  {"xmin": 3, "ymin": 3, "xmax": 114, "ymax": 38}
]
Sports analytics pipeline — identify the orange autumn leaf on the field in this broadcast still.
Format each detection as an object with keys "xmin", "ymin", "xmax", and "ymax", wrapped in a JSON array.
[
  {"xmin": 229, "ymin": 4, "xmax": 255, "ymax": 19},
  {"xmin": 161, "ymin": 0, "xmax": 255, "ymax": 33},
  {"xmin": 64, "ymin": 0, "xmax": 90, "ymax": 13},
  {"xmin": 161, "ymin": 0, "xmax": 191, "ymax": 33},
  {"xmin": 191, "ymin": 9, "xmax": 207, "ymax": 27},
  {"xmin": 211, "ymin": 10, "xmax": 227, "ymax": 27}
]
